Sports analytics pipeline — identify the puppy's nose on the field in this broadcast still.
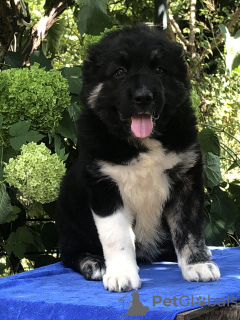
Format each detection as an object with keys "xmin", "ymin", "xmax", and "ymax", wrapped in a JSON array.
[{"xmin": 133, "ymin": 89, "xmax": 153, "ymax": 105}]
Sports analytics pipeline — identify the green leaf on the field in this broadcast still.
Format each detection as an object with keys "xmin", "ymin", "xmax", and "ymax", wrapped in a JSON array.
[
  {"xmin": 4, "ymin": 52, "xmax": 24, "ymax": 68},
  {"xmin": 4, "ymin": 232, "xmax": 25, "ymax": 259},
  {"xmin": 61, "ymin": 67, "xmax": 82, "ymax": 94},
  {"xmin": 204, "ymin": 185, "xmax": 239, "ymax": 246},
  {"xmin": 77, "ymin": 5, "xmax": 112, "ymax": 35},
  {"xmin": 46, "ymin": 19, "xmax": 66, "ymax": 56},
  {"xmin": 10, "ymin": 133, "xmax": 44, "ymax": 150},
  {"xmin": 49, "ymin": 133, "xmax": 69, "ymax": 161},
  {"xmin": 204, "ymin": 152, "xmax": 222, "ymax": 188},
  {"xmin": 227, "ymin": 160, "xmax": 240, "ymax": 172},
  {"xmin": 28, "ymin": 202, "xmax": 45, "ymax": 219},
  {"xmin": 55, "ymin": 110, "xmax": 77, "ymax": 144},
  {"xmin": 0, "ymin": 166, "xmax": 3, "ymax": 181},
  {"xmin": 51, "ymin": 132, "xmax": 62, "ymax": 150},
  {"xmin": 198, "ymin": 128, "xmax": 221, "ymax": 156},
  {"xmin": 0, "ymin": 116, "xmax": 3, "ymax": 129},
  {"xmin": 71, "ymin": 94, "xmax": 82, "ymax": 104},
  {"xmin": 9, "ymin": 121, "xmax": 45, "ymax": 150},
  {"xmin": 0, "ymin": 184, "xmax": 13, "ymax": 224},
  {"xmin": 10, "ymin": 120, "xmax": 31, "ymax": 136},
  {"xmin": 232, "ymin": 53, "xmax": 240, "ymax": 72},
  {"xmin": 75, "ymin": 0, "xmax": 108, "ymax": 13},
  {"xmin": 204, "ymin": 211, "xmax": 227, "ymax": 246},
  {"xmin": 6, "ymin": 206, "xmax": 21, "ymax": 223},
  {"xmin": 68, "ymin": 103, "xmax": 81, "ymax": 122},
  {"xmin": 25, "ymin": 229, "xmax": 45, "ymax": 254},
  {"xmin": 18, "ymin": 226, "xmax": 35, "ymax": 243},
  {"xmin": 58, "ymin": 148, "xmax": 69, "ymax": 161},
  {"xmin": 4, "ymin": 226, "xmax": 35, "ymax": 259},
  {"xmin": 61, "ymin": 66, "xmax": 82, "ymax": 78},
  {"xmin": 0, "ymin": 81, "xmax": 6, "ymax": 92},
  {"xmin": 29, "ymin": 51, "xmax": 52, "ymax": 71},
  {"xmin": 210, "ymin": 187, "xmax": 238, "ymax": 231},
  {"xmin": 2, "ymin": 147, "xmax": 16, "ymax": 163},
  {"xmin": 219, "ymin": 24, "xmax": 228, "ymax": 41}
]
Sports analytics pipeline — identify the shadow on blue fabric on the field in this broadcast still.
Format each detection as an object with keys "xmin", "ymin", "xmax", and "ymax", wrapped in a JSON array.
[{"xmin": 0, "ymin": 247, "xmax": 240, "ymax": 320}]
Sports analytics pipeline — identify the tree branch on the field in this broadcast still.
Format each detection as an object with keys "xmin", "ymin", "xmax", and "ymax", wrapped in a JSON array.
[
  {"xmin": 0, "ymin": 0, "xmax": 25, "ymax": 64},
  {"xmin": 22, "ymin": 0, "xmax": 74, "ymax": 62},
  {"xmin": 226, "ymin": 6, "xmax": 240, "ymax": 29},
  {"xmin": 189, "ymin": 0, "xmax": 197, "ymax": 58},
  {"xmin": 201, "ymin": 6, "xmax": 240, "ymax": 57},
  {"xmin": 169, "ymin": 14, "xmax": 189, "ymax": 47}
]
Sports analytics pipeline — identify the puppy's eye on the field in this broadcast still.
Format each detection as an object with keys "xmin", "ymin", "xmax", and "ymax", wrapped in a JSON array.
[
  {"xmin": 114, "ymin": 68, "xmax": 127, "ymax": 77},
  {"xmin": 155, "ymin": 67, "xmax": 165, "ymax": 75}
]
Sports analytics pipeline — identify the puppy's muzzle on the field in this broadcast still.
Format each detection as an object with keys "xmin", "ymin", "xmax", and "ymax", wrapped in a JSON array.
[{"xmin": 133, "ymin": 88, "xmax": 153, "ymax": 107}]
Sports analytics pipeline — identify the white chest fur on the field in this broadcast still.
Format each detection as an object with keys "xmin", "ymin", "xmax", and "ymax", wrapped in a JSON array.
[{"xmin": 98, "ymin": 139, "xmax": 185, "ymax": 256}]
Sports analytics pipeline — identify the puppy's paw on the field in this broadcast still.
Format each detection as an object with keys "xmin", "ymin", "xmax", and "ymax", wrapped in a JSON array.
[
  {"xmin": 80, "ymin": 255, "xmax": 106, "ymax": 281},
  {"xmin": 103, "ymin": 268, "xmax": 141, "ymax": 292},
  {"xmin": 181, "ymin": 261, "xmax": 220, "ymax": 282}
]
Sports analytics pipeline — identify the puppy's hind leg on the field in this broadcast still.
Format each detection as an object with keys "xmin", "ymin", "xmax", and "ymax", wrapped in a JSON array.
[
  {"xmin": 79, "ymin": 254, "xmax": 106, "ymax": 281},
  {"xmin": 61, "ymin": 252, "xmax": 106, "ymax": 281}
]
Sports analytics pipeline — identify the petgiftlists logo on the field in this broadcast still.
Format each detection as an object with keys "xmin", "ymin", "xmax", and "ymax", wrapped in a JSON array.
[
  {"xmin": 119, "ymin": 291, "xmax": 238, "ymax": 318},
  {"xmin": 119, "ymin": 291, "xmax": 149, "ymax": 318},
  {"xmin": 152, "ymin": 294, "xmax": 238, "ymax": 308}
]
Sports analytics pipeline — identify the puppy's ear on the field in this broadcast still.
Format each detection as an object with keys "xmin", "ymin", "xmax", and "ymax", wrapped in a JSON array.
[
  {"xmin": 173, "ymin": 41, "xmax": 186, "ymax": 59},
  {"xmin": 172, "ymin": 42, "xmax": 189, "ymax": 73},
  {"xmin": 85, "ymin": 45, "xmax": 103, "ymax": 65}
]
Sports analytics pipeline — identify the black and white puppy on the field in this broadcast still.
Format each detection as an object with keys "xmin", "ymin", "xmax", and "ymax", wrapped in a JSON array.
[{"xmin": 56, "ymin": 24, "xmax": 220, "ymax": 292}]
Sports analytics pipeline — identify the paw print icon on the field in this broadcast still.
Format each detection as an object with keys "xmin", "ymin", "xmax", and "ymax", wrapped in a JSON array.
[{"xmin": 196, "ymin": 296, "xmax": 206, "ymax": 307}]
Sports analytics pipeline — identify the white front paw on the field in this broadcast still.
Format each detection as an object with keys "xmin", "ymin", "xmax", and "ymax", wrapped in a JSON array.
[
  {"xmin": 181, "ymin": 262, "xmax": 220, "ymax": 282},
  {"xmin": 103, "ymin": 267, "xmax": 141, "ymax": 292}
]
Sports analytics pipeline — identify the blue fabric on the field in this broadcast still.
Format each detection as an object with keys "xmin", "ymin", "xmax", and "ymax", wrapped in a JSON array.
[{"xmin": 0, "ymin": 247, "xmax": 240, "ymax": 320}]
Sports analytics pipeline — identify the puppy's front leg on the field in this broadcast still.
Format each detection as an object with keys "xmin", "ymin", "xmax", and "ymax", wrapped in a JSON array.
[
  {"xmin": 93, "ymin": 209, "xmax": 141, "ymax": 292},
  {"xmin": 167, "ymin": 204, "xmax": 220, "ymax": 282}
]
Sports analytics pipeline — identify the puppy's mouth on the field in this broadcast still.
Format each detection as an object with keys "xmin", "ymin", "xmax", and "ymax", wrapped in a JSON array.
[{"xmin": 131, "ymin": 114, "xmax": 153, "ymax": 138}]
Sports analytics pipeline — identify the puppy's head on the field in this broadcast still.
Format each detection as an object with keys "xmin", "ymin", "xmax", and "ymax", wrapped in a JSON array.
[{"xmin": 81, "ymin": 25, "xmax": 190, "ymax": 139}]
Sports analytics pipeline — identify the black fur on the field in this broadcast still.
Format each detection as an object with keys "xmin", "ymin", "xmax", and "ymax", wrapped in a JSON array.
[{"xmin": 56, "ymin": 25, "xmax": 219, "ymax": 291}]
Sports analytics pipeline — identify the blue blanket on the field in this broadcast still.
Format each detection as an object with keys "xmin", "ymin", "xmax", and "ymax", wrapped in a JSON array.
[{"xmin": 0, "ymin": 247, "xmax": 240, "ymax": 320}]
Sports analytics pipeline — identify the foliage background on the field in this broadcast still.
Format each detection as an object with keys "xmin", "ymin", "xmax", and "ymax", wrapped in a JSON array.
[{"xmin": 0, "ymin": 0, "xmax": 239, "ymax": 276}]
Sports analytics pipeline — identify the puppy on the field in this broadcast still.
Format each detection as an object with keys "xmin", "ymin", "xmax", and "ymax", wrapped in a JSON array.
[{"xmin": 56, "ymin": 24, "xmax": 220, "ymax": 292}]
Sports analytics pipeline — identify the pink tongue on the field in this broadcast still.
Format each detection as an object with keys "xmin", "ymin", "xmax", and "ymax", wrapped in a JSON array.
[{"xmin": 131, "ymin": 114, "xmax": 153, "ymax": 138}]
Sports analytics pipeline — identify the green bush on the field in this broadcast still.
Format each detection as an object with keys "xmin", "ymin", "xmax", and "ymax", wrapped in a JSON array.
[
  {"xmin": 0, "ymin": 64, "xmax": 70, "ymax": 147},
  {"xmin": 4, "ymin": 142, "xmax": 66, "ymax": 204},
  {"xmin": 193, "ymin": 71, "xmax": 240, "ymax": 175}
]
